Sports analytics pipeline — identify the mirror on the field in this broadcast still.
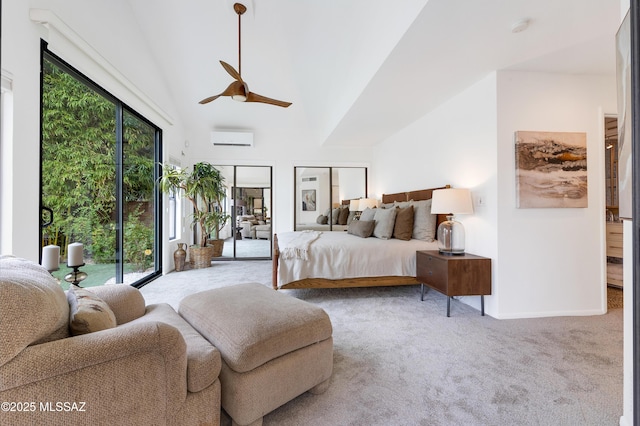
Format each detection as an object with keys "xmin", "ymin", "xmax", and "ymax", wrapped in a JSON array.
[
  {"xmin": 214, "ymin": 165, "xmax": 272, "ymax": 259},
  {"xmin": 294, "ymin": 167, "xmax": 367, "ymax": 231}
]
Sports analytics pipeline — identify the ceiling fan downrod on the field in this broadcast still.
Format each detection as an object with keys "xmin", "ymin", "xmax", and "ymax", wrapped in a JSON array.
[{"xmin": 234, "ymin": 3, "xmax": 246, "ymax": 78}]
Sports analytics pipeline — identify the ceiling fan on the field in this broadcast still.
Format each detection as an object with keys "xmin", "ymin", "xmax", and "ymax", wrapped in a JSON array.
[{"xmin": 199, "ymin": 2, "xmax": 292, "ymax": 108}]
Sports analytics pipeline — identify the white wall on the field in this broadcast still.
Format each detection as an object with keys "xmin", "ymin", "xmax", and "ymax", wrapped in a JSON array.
[
  {"xmin": 374, "ymin": 69, "xmax": 616, "ymax": 319},
  {"xmin": 496, "ymin": 70, "xmax": 616, "ymax": 318},
  {"xmin": 373, "ymin": 73, "xmax": 499, "ymax": 315}
]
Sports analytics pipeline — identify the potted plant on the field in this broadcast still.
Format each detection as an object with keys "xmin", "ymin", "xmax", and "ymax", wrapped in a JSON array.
[{"xmin": 160, "ymin": 162, "xmax": 230, "ymax": 268}]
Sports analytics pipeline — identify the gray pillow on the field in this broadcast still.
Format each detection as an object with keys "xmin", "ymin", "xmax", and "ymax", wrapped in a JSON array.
[
  {"xmin": 347, "ymin": 220, "xmax": 375, "ymax": 238},
  {"xmin": 316, "ymin": 215, "xmax": 328, "ymax": 225},
  {"xmin": 412, "ymin": 199, "xmax": 437, "ymax": 241},
  {"xmin": 373, "ymin": 207, "xmax": 397, "ymax": 239},
  {"xmin": 331, "ymin": 208, "xmax": 340, "ymax": 225},
  {"xmin": 360, "ymin": 207, "xmax": 376, "ymax": 222}
]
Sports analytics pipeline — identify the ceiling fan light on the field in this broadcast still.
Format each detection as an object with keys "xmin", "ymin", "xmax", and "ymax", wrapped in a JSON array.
[{"xmin": 232, "ymin": 94, "xmax": 247, "ymax": 102}]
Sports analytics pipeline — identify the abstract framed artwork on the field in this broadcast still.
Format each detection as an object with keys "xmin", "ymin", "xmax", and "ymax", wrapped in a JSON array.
[
  {"xmin": 515, "ymin": 131, "xmax": 588, "ymax": 208},
  {"xmin": 301, "ymin": 189, "xmax": 316, "ymax": 211}
]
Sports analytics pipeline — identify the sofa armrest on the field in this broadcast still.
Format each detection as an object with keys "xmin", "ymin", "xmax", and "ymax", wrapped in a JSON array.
[
  {"xmin": 0, "ymin": 321, "xmax": 187, "ymax": 423},
  {"xmin": 0, "ymin": 320, "xmax": 185, "ymax": 389},
  {"xmin": 89, "ymin": 284, "xmax": 146, "ymax": 324}
]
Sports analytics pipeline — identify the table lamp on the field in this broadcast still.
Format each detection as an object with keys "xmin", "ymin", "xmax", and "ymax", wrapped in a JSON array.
[{"xmin": 430, "ymin": 188, "xmax": 474, "ymax": 255}]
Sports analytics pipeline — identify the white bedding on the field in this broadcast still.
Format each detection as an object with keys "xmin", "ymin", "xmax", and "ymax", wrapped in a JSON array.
[{"xmin": 276, "ymin": 231, "xmax": 439, "ymax": 288}]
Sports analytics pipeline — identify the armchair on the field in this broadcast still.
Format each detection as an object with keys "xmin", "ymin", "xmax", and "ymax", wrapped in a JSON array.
[{"xmin": 0, "ymin": 256, "xmax": 221, "ymax": 426}]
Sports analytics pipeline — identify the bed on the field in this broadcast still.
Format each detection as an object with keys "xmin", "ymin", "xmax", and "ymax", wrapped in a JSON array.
[{"xmin": 272, "ymin": 186, "xmax": 449, "ymax": 290}]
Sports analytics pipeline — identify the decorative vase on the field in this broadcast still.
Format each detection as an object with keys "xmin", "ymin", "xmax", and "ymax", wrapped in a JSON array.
[{"xmin": 173, "ymin": 243, "xmax": 186, "ymax": 272}]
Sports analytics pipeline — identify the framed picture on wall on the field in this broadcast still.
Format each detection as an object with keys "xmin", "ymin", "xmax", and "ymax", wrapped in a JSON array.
[
  {"xmin": 302, "ymin": 189, "xmax": 316, "ymax": 211},
  {"xmin": 515, "ymin": 130, "xmax": 588, "ymax": 208}
]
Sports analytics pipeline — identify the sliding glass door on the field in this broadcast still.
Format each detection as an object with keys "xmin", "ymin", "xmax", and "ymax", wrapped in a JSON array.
[{"xmin": 40, "ymin": 46, "xmax": 161, "ymax": 288}]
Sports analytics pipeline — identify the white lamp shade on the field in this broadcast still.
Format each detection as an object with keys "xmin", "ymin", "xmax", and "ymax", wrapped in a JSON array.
[
  {"xmin": 349, "ymin": 199, "xmax": 360, "ymax": 211},
  {"xmin": 431, "ymin": 188, "xmax": 473, "ymax": 215},
  {"xmin": 358, "ymin": 198, "xmax": 378, "ymax": 211}
]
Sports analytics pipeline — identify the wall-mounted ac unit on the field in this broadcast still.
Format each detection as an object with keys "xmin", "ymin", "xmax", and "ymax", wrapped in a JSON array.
[{"xmin": 211, "ymin": 130, "xmax": 254, "ymax": 147}]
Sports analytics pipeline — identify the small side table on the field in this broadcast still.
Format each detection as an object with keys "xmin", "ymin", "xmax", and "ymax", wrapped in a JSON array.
[
  {"xmin": 416, "ymin": 250, "xmax": 491, "ymax": 317},
  {"xmin": 235, "ymin": 227, "xmax": 243, "ymax": 240}
]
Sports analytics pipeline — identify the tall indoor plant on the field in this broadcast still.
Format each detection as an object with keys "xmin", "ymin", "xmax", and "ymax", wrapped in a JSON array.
[{"xmin": 160, "ymin": 162, "xmax": 230, "ymax": 268}]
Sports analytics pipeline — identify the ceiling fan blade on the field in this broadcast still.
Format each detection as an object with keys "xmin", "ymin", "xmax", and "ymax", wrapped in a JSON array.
[
  {"xmin": 199, "ymin": 81, "xmax": 247, "ymax": 105},
  {"xmin": 246, "ymin": 92, "xmax": 292, "ymax": 108},
  {"xmin": 199, "ymin": 94, "xmax": 222, "ymax": 104},
  {"xmin": 220, "ymin": 60, "xmax": 243, "ymax": 81}
]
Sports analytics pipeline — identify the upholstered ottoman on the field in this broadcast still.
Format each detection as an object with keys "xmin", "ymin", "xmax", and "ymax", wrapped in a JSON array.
[{"xmin": 179, "ymin": 283, "xmax": 333, "ymax": 426}]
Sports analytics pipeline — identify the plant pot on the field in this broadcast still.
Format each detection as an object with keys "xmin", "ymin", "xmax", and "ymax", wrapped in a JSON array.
[
  {"xmin": 207, "ymin": 239, "xmax": 224, "ymax": 258},
  {"xmin": 189, "ymin": 245, "xmax": 214, "ymax": 269}
]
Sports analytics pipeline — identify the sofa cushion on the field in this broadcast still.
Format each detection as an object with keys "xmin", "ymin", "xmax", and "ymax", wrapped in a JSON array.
[
  {"xmin": 135, "ymin": 303, "xmax": 221, "ymax": 393},
  {"xmin": 0, "ymin": 256, "xmax": 70, "ymax": 367},
  {"xmin": 67, "ymin": 285, "xmax": 117, "ymax": 336},
  {"xmin": 179, "ymin": 283, "xmax": 332, "ymax": 374}
]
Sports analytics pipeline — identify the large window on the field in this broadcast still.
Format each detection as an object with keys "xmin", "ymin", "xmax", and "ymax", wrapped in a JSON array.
[{"xmin": 40, "ymin": 45, "xmax": 161, "ymax": 288}]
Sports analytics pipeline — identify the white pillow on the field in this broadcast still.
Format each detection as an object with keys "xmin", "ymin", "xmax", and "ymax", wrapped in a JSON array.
[
  {"xmin": 412, "ymin": 199, "xmax": 437, "ymax": 241},
  {"xmin": 373, "ymin": 207, "xmax": 397, "ymax": 239}
]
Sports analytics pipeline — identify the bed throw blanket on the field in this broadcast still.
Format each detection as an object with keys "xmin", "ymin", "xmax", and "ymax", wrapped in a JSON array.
[{"xmin": 281, "ymin": 230, "xmax": 321, "ymax": 260}]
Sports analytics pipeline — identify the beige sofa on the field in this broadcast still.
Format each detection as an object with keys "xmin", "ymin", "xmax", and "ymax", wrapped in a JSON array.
[
  {"xmin": 238, "ymin": 215, "xmax": 271, "ymax": 239},
  {"xmin": 0, "ymin": 255, "xmax": 221, "ymax": 426}
]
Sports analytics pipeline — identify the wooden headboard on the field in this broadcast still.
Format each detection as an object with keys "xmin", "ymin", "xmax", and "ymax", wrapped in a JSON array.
[{"xmin": 381, "ymin": 185, "xmax": 451, "ymax": 228}]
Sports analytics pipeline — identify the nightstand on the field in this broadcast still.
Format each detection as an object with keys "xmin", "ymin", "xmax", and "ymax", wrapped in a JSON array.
[{"xmin": 416, "ymin": 250, "xmax": 491, "ymax": 317}]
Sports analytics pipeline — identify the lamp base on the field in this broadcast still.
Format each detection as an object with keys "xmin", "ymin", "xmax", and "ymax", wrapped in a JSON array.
[
  {"xmin": 436, "ymin": 216, "xmax": 466, "ymax": 255},
  {"xmin": 438, "ymin": 248, "xmax": 466, "ymax": 256}
]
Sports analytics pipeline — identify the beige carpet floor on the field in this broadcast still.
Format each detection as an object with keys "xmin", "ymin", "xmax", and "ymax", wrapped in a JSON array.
[{"xmin": 140, "ymin": 261, "xmax": 623, "ymax": 425}]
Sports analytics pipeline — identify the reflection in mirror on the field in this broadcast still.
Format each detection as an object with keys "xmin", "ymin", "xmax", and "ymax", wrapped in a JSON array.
[
  {"xmin": 294, "ymin": 167, "xmax": 367, "ymax": 231},
  {"xmin": 215, "ymin": 165, "xmax": 272, "ymax": 259}
]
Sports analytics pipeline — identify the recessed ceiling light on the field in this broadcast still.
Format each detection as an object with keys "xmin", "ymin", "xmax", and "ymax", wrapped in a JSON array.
[{"xmin": 511, "ymin": 19, "xmax": 530, "ymax": 33}]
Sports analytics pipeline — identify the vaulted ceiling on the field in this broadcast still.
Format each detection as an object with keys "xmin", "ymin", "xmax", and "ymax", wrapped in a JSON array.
[{"xmin": 126, "ymin": 0, "xmax": 621, "ymax": 148}]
